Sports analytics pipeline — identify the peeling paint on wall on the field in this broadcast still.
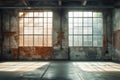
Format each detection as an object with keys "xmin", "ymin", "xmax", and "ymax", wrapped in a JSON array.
[
  {"xmin": 112, "ymin": 9, "xmax": 120, "ymax": 61},
  {"xmin": 113, "ymin": 30, "xmax": 120, "ymax": 50},
  {"xmin": 12, "ymin": 47, "xmax": 52, "ymax": 60},
  {"xmin": 54, "ymin": 32, "xmax": 65, "ymax": 46}
]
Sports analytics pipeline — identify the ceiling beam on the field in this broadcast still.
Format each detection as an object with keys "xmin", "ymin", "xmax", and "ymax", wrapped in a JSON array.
[
  {"xmin": 27, "ymin": 0, "xmax": 103, "ymax": 1},
  {"xmin": 58, "ymin": 0, "xmax": 62, "ymax": 6},
  {"xmin": 83, "ymin": 0, "xmax": 87, "ymax": 6},
  {"xmin": 0, "ymin": 5, "xmax": 113, "ymax": 9},
  {"xmin": 22, "ymin": 0, "xmax": 28, "ymax": 6}
]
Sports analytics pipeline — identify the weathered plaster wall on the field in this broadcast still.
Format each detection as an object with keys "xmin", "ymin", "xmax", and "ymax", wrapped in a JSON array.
[
  {"xmin": 103, "ymin": 10, "xmax": 113, "ymax": 60},
  {"xmin": 1, "ymin": 9, "xmax": 18, "ymax": 60},
  {"xmin": 112, "ymin": 9, "xmax": 120, "ymax": 61},
  {"xmin": 52, "ymin": 9, "xmax": 68, "ymax": 60},
  {"xmin": 0, "ymin": 9, "xmax": 110, "ymax": 60},
  {"xmin": 52, "ymin": 9, "xmax": 109, "ymax": 60},
  {"xmin": 0, "ymin": 12, "xmax": 2, "ymax": 59}
]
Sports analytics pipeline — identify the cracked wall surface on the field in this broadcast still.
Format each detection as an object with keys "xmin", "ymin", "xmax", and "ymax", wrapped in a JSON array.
[
  {"xmin": 112, "ymin": 9, "xmax": 120, "ymax": 61},
  {"xmin": 0, "ymin": 9, "xmax": 109, "ymax": 60}
]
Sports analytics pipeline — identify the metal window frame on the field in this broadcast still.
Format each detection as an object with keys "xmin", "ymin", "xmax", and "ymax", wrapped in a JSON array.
[
  {"xmin": 68, "ymin": 11, "xmax": 103, "ymax": 47},
  {"xmin": 18, "ymin": 11, "xmax": 53, "ymax": 47}
]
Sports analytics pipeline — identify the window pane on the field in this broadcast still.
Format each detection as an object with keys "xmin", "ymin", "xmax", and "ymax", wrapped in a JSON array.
[
  {"xmin": 78, "ymin": 12, "xmax": 82, "ymax": 17},
  {"xmin": 83, "ymin": 27, "xmax": 88, "ymax": 34},
  {"xmin": 93, "ymin": 35, "xmax": 102, "ymax": 47},
  {"xmin": 48, "ymin": 29, "xmax": 52, "ymax": 34},
  {"xmin": 48, "ymin": 36, "xmax": 52, "ymax": 46},
  {"xmin": 78, "ymin": 18, "xmax": 83, "ymax": 26},
  {"xmin": 48, "ymin": 18, "xmax": 52, "ymax": 24},
  {"xmin": 69, "ymin": 24, "xmax": 73, "ymax": 28},
  {"xmin": 69, "ymin": 29, "xmax": 73, "ymax": 34},
  {"xmin": 19, "ymin": 18, "xmax": 23, "ymax": 24},
  {"xmin": 24, "ymin": 36, "xmax": 33, "ymax": 46},
  {"xmin": 34, "ymin": 27, "xmax": 43, "ymax": 34},
  {"xmin": 74, "ymin": 18, "xmax": 79, "ymax": 23},
  {"xmin": 48, "ymin": 12, "xmax": 53, "ymax": 17},
  {"xmin": 78, "ymin": 27, "xmax": 82, "ymax": 34},
  {"xmin": 38, "ymin": 12, "xmax": 43, "ymax": 17},
  {"xmin": 34, "ymin": 36, "xmax": 43, "ymax": 46},
  {"xmin": 68, "ymin": 11, "xmax": 103, "ymax": 47},
  {"xmin": 69, "ymin": 36, "xmax": 73, "ymax": 46},
  {"xmin": 79, "ymin": 36, "xmax": 82, "ymax": 46},
  {"xmin": 19, "ymin": 24, "xmax": 23, "ymax": 34},
  {"xmin": 74, "ymin": 12, "xmax": 79, "ymax": 17},
  {"xmin": 88, "ymin": 27, "xmax": 92, "ymax": 34},
  {"xmin": 34, "ymin": 12, "xmax": 39, "ymax": 17},
  {"xmin": 48, "ymin": 24, "xmax": 52, "ymax": 28},
  {"xmin": 44, "ymin": 36, "xmax": 48, "ymax": 46},
  {"xmin": 24, "ymin": 12, "xmax": 29, "ymax": 17},
  {"xmin": 88, "ymin": 36, "xmax": 92, "ymax": 46},
  {"xmin": 19, "ymin": 36, "xmax": 23, "ymax": 46},
  {"xmin": 74, "ymin": 27, "xmax": 79, "ymax": 34},
  {"xmin": 93, "ymin": 12, "xmax": 102, "ymax": 17},
  {"xmin": 69, "ymin": 12, "xmax": 73, "ymax": 17},
  {"xmin": 19, "ymin": 11, "xmax": 52, "ymax": 47},
  {"xmin": 83, "ymin": 12, "xmax": 92, "ymax": 17},
  {"xmin": 19, "ymin": 12, "xmax": 23, "ymax": 17},
  {"xmin": 44, "ymin": 12, "xmax": 48, "ymax": 17},
  {"xmin": 24, "ymin": 27, "xmax": 33, "ymax": 34},
  {"xmin": 74, "ymin": 36, "xmax": 79, "ymax": 46},
  {"xmin": 69, "ymin": 18, "xmax": 73, "ymax": 23}
]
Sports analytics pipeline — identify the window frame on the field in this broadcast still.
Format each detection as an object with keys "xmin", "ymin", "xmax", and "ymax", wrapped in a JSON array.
[
  {"xmin": 68, "ymin": 11, "xmax": 103, "ymax": 47},
  {"xmin": 19, "ymin": 11, "xmax": 53, "ymax": 47}
]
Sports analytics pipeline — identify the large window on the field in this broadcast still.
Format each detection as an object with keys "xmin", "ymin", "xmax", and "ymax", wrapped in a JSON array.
[
  {"xmin": 69, "ymin": 11, "xmax": 103, "ymax": 47},
  {"xmin": 19, "ymin": 11, "xmax": 52, "ymax": 47}
]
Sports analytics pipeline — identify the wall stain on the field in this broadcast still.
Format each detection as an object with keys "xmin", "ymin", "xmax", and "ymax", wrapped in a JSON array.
[
  {"xmin": 113, "ymin": 30, "xmax": 120, "ymax": 50},
  {"xmin": 12, "ymin": 47, "xmax": 52, "ymax": 59},
  {"xmin": 54, "ymin": 32, "xmax": 65, "ymax": 46}
]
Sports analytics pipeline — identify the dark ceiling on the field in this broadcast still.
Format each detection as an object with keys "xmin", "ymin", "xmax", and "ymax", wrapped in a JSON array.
[{"xmin": 0, "ymin": 0, "xmax": 119, "ymax": 8}]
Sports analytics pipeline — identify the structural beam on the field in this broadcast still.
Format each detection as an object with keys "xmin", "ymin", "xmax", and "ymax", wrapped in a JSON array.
[
  {"xmin": 83, "ymin": 0, "xmax": 87, "ymax": 6},
  {"xmin": 0, "ymin": 5, "xmax": 113, "ymax": 9}
]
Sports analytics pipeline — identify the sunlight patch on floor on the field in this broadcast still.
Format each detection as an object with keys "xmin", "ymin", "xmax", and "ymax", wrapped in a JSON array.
[
  {"xmin": 0, "ymin": 62, "xmax": 49, "ymax": 72},
  {"xmin": 73, "ymin": 62, "xmax": 120, "ymax": 72}
]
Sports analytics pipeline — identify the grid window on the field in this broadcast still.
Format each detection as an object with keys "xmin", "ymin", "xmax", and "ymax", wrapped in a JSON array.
[
  {"xmin": 19, "ymin": 11, "xmax": 53, "ymax": 47},
  {"xmin": 69, "ymin": 11, "xmax": 103, "ymax": 47}
]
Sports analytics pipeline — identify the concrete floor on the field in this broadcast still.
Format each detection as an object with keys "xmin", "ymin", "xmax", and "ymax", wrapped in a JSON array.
[{"xmin": 0, "ymin": 61, "xmax": 120, "ymax": 80}]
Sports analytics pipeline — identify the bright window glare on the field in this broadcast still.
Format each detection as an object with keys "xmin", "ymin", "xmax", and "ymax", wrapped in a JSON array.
[
  {"xmin": 19, "ymin": 12, "xmax": 24, "ymax": 17},
  {"xmin": 68, "ymin": 11, "xmax": 103, "ymax": 47},
  {"xmin": 19, "ymin": 11, "xmax": 53, "ymax": 47}
]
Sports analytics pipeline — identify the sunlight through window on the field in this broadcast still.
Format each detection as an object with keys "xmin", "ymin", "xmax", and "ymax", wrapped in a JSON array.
[
  {"xmin": 19, "ymin": 11, "xmax": 53, "ymax": 47},
  {"xmin": 68, "ymin": 11, "xmax": 103, "ymax": 47}
]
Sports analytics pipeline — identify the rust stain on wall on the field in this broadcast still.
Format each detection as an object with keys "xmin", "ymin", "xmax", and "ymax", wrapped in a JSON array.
[
  {"xmin": 103, "ymin": 35, "xmax": 108, "ymax": 55},
  {"xmin": 113, "ymin": 30, "xmax": 120, "ymax": 50},
  {"xmin": 19, "ymin": 47, "xmax": 34, "ymax": 57},
  {"xmin": 12, "ymin": 47, "xmax": 53, "ymax": 59},
  {"xmin": 54, "ymin": 32, "xmax": 65, "ymax": 46},
  {"xmin": 35, "ymin": 47, "xmax": 52, "ymax": 58}
]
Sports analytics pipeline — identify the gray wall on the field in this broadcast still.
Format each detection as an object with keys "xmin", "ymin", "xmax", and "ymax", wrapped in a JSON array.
[
  {"xmin": 0, "ymin": 9, "xmax": 18, "ymax": 60},
  {"xmin": 112, "ymin": 8, "xmax": 120, "ymax": 61},
  {"xmin": 0, "ymin": 8, "xmax": 110, "ymax": 60},
  {"xmin": 53, "ymin": 9, "xmax": 105, "ymax": 60}
]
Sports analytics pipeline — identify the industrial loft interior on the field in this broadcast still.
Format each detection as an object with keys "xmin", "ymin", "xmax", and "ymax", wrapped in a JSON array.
[{"xmin": 0, "ymin": 0, "xmax": 120, "ymax": 80}]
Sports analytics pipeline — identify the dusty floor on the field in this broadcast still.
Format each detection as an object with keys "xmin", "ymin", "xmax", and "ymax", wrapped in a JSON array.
[{"xmin": 0, "ymin": 61, "xmax": 120, "ymax": 80}]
